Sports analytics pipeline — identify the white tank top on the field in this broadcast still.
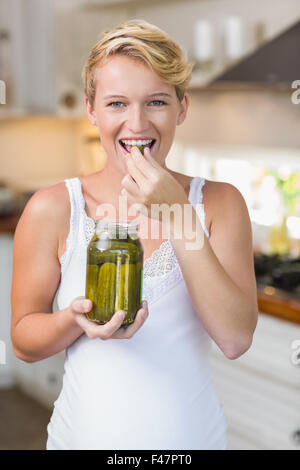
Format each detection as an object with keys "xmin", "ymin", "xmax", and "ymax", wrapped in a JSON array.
[{"xmin": 46, "ymin": 176, "xmax": 227, "ymax": 450}]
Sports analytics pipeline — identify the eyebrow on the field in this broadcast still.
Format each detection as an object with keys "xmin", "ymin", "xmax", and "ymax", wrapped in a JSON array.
[{"xmin": 103, "ymin": 92, "xmax": 172, "ymax": 100}]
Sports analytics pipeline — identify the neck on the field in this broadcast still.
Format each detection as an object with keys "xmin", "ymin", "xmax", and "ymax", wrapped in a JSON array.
[
  {"xmin": 91, "ymin": 164, "xmax": 125, "ymax": 201},
  {"xmin": 86, "ymin": 161, "xmax": 192, "ymax": 204}
]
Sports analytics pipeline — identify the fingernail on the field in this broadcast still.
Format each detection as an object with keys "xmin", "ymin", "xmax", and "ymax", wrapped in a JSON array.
[
  {"xmin": 118, "ymin": 311, "xmax": 125, "ymax": 319},
  {"xmin": 142, "ymin": 309, "xmax": 148, "ymax": 320},
  {"xmin": 83, "ymin": 300, "xmax": 91, "ymax": 310}
]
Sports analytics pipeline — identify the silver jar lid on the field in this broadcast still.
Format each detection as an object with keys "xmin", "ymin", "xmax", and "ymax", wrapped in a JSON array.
[{"xmin": 95, "ymin": 219, "xmax": 139, "ymax": 237}]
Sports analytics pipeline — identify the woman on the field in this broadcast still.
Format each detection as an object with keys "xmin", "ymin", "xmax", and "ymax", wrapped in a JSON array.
[{"xmin": 11, "ymin": 20, "xmax": 258, "ymax": 450}]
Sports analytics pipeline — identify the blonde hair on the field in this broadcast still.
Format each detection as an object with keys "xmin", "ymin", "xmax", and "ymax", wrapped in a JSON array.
[{"xmin": 83, "ymin": 19, "xmax": 194, "ymax": 106}]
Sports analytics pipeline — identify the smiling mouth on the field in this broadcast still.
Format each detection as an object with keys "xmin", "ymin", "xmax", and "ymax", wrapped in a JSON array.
[{"xmin": 119, "ymin": 139, "xmax": 156, "ymax": 155}]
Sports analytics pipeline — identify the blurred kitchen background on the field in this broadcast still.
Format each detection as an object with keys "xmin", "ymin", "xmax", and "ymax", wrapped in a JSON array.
[{"xmin": 0, "ymin": 0, "xmax": 300, "ymax": 450}]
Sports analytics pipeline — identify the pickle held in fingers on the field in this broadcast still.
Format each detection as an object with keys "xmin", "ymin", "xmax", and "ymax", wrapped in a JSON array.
[
  {"xmin": 119, "ymin": 139, "xmax": 155, "ymax": 155},
  {"xmin": 85, "ymin": 221, "xmax": 144, "ymax": 325}
]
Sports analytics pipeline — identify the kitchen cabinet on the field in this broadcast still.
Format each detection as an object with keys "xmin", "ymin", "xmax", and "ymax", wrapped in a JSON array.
[
  {"xmin": 0, "ymin": 234, "xmax": 16, "ymax": 387},
  {"xmin": 14, "ymin": 348, "xmax": 65, "ymax": 410},
  {"xmin": 0, "ymin": 0, "xmax": 130, "ymax": 117},
  {"xmin": 0, "ymin": 0, "xmax": 54, "ymax": 116},
  {"xmin": 0, "ymin": 0, "xmax": 26, "ymax": 115},
  {"xmin": 210, "ymin": 313, "xmax": 300, "ymax": 450}
]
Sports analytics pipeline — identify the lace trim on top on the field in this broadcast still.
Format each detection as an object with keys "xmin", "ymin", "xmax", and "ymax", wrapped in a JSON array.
[
  {"xmin": 84, "ymin": 214, "xmax": 96, "ymax": 244},
  {"xmin": 143, "ymin": 240, "xmax": 177, "ymax": 278}
]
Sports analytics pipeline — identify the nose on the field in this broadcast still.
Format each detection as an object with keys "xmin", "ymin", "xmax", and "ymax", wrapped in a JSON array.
[{"xmin": 126, "ymin": 104, "xmax": 149, "ymax": 134}]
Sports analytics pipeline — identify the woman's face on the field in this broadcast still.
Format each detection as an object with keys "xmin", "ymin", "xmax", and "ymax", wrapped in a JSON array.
[{"xmin": 86, "ymin": 54, "xmax": 189, "ymax": 174}]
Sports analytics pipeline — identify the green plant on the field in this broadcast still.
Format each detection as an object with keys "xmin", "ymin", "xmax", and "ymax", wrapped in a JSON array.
[{"xmin": 266, "ymin": 170, "xmax": 300, "ymax": 217}]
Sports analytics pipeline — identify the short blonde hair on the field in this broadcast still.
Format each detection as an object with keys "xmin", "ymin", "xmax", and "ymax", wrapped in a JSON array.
[{"xmin": 83, "ymin": 19, "xmax": 194, "ymax": 106}]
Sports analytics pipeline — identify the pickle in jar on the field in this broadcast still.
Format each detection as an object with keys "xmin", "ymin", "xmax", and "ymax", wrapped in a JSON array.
[
  {"xmin": 95, "ymin": 262, "xmax": 117, "ymax": 322},
  {"xmin": 85, "ymin": 264, "xmax": 100, "ymax": 320},
  {"xmin": 116, "ymin": 263, "xmax": 137, "ymax": 323}
]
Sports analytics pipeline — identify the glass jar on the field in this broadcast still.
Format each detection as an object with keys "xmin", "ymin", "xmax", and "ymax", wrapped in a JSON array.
[{"xmin": 85, "ymin": 220, "xmax": 144, "ymax": 325}]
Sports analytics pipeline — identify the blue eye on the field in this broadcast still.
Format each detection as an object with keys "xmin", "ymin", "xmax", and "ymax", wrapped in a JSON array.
[
  {"xmin": 149, "ymin": 100, "xmax": 165, "ymax": 106},
  {"xmin": 108, "ymin": 101, "xmax": 124, "ymax": 107}
]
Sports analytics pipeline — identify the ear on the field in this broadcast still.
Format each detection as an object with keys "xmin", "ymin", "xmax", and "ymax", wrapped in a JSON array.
[
  {"xmin": 85, "ymin": 96, "xmax": 97, "ymax": 126},
  {"xmin": 177, "ymin": 92, "xmax": 189, "ymax": 125}
]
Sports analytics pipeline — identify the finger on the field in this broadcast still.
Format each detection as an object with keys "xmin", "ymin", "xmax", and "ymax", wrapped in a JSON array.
[
  {"xmin": 76, "ymin": 309, "xmax": 126, "ymax": 340},
  {"xmin": 126, "ymin": 153, "xmax": 148, "ymax": 188},
  {"xmin": 73, "ymin": 310, "xmax": 98, "ymax": 332},
  {"xmin": 143, "ymin": 146, "xmax": 161, "ymax": 169},
  {"xmin": 112, "ymin": 301, "xmax": 149, "ymax": 339},
  {"xmin": 121, "ymin": 174, "xmax": 140, "ymax": 196},
  {"xmin": 131, "ymin": 146, "xmax": 158, "ymax": 178},
  {"xmin": 71, "ymin": 297, "xmax": 92, "ymax": 314},
  {"xmin": 122, "ymin": 191, "xmax": 149, "ymax": 217},
  {"xmin": 95, "ymin": 310, "xmax": 127, "ymax": 340}
]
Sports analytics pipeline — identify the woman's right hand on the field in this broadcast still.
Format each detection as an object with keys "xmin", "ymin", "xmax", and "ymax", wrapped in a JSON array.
[{"xmin": 69, "ymin": 297, "xmax": 149, "ymax": 340}]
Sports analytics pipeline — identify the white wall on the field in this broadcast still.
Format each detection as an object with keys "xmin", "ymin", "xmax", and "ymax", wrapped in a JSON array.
[{"xmin": 176, "ymin": 88, "xmax": 300, "ymax": 149}]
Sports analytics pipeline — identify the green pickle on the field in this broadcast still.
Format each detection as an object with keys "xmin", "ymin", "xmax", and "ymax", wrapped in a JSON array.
[
  {"xmin": 96, "ymin": 262, "xmax": 117, "ymax": 321},
  {"xmin": 136, "ymin": 145, "xmax": 145, "ymax": 155},
  {"xmin": 85, "ymin": 221, "xmax": 144, "ymax": 325},
  {"xmin": 116, "ymin": 263, "xmax": 137, "ymax": 322},
  {"xmin": 85, "ymin": 264, "xmax": 99, "ymax": 305}
]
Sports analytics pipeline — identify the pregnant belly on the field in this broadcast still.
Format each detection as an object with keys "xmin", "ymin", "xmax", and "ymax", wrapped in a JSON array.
[{"xmin": 47, "ymin": 336, "xmax": 226, "ymax": 450}]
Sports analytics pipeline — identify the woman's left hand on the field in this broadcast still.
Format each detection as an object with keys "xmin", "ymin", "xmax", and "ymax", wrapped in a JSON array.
[{"xmin": 121, "ymin": 146, "xmax": 189, "ymax": 220}]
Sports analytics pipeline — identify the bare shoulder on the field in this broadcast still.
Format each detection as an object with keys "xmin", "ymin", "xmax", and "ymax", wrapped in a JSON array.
[
  {"xmin": 203, "ymin": 179, "xmax": 245, "ymax": 205},
  {"xmin": 202, "ymin": 179, "xmax": 249, "ymax": 236},
  {"xmin": 20, "ymin": 181, "xmax": 69, "ymax": 224},
  {"xmin": 16, "ymin": 181, "xmax": 70, "ymax": 256},
  {"xmin": 169, "ymin": 174, "xmax": 243, "ymax": 235}
]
